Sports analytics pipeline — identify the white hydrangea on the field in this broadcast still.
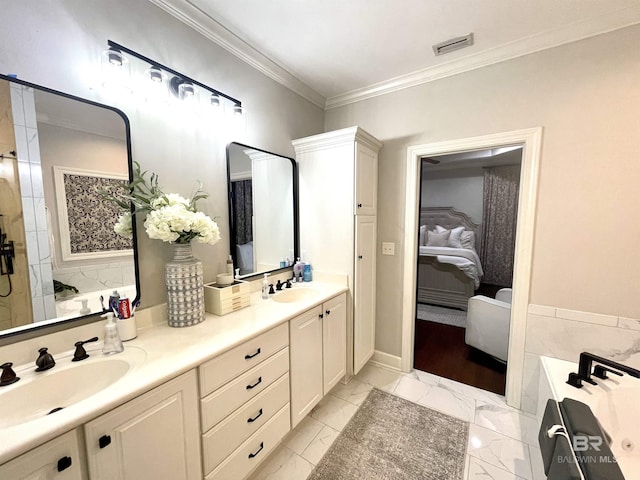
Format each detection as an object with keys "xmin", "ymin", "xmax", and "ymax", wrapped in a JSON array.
[
  {"xmin": 143, "ymin": 203, "xmax": 220, "ymax": 245},
  {"xmin": 151, "ymin": 193, "xmax": 191, "ymax": 209},
  {"xmin": 113, "ymin": 211, "xmax": 133, "ymax": 239}
]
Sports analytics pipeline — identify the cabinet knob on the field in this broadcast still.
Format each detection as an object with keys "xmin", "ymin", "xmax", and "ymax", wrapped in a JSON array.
[
  {"xmin": 326, "ymin": 310, "xmax": 331, "ymax": 316},
  {"xmin": 244, "ymin": 348, "xmax": 261, "ymax": 360},
  {"xmin": 357, "ymin": 203, "xmax": 362, "ymax": 208},
  {"xmin": 319, "ymin": 313, "xmax": 324, "ymax": 319},
  {"xmin": 248, "ymin": 442, "xmax": 264, "ymax": 459},
  {"xmin": 247, "ymin": 408, "xmax": 263, "ymax": 423},
  {"xmin": 57, "ymin": 456, "xmax": 72, "ymax": 472},
  {"xmin": 358, "ymin": 255, "xmax": 363, "ymax": 260},
  {"xmin": 246, "ymin": 376, "xmax": 262, "ymax": 390},
  {"xmin": 98, "ymin": 434, "xmax": 111, "ymax": 449}
]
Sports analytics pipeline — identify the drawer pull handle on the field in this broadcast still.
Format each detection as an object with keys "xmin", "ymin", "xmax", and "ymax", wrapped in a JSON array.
[
  {"xmin": 247, "ymin": 408, "xmax": 263, "ymax": 423},
  {"xmin": 246, "ymin": 376, "xmax": 262, "ymax": 390},
  {"xmin": 248, "ymin": 442, "xmax": 264, "ymax": 459},
  {"xmin": 245, "ymin": 348, "xmax": 261, "ymax": 360},
  {"xmin": 98, "ymin": 435, "xmax": 111, "ymax": 449},
  {"xmin": 57, "ymin": 456, "xmax": 72, "ymax": 472}
]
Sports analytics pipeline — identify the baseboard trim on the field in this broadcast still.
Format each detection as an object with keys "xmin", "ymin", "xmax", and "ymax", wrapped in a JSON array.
[{"xmin": 370, "ymin": 350, "xmax": 402, "ymax": 371}]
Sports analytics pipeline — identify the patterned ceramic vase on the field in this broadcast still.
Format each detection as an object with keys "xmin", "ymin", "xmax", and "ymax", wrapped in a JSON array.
[{"xmin": 165, "ymin": 243, "xmax": 205, "ymax": 327}]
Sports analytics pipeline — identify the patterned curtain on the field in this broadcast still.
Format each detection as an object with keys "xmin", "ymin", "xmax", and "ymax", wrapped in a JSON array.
[
  {"xmin": 481, "ymin": 165, "xmax": 520, "ymax": 287},
  {"xmin": 232, "ymin": 180, "xmax": 253, "ymax": 245}
]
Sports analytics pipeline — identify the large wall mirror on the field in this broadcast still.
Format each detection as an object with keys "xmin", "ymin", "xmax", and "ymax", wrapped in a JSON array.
[
  {"xmin": 0, "ymin": 74, "xmax": 138, "ymax": 339},
  {"xmin": 227, "ymin": 142, "xmax": 298, "ymax": 278}
]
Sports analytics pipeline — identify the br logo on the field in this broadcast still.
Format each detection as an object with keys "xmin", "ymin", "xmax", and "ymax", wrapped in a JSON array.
[{"xmin": 572, "ymin": 435, "xmax": 603, "ymax": 452}]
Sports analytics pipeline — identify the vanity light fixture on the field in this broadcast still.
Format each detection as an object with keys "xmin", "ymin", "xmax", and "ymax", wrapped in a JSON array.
[
  {"xmin": 103, "ymin": 40, "xmax": 243, "ymax": 114},
  {"xmin": 101, "ymin": 46, "xmax": 131, "ymax": 92}
]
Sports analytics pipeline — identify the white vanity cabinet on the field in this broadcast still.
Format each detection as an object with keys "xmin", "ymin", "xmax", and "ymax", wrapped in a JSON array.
[
  {"xmin": 83, "ymin": 370, "xmax": 201, "ymax": 480},
  {"xmin": 199, "ymin": 322, "xmax": 291, "ymax": 480},
  {"xmin": 293, "ymin": 127, "xmax": 381, "ymax": 376},
  {"xmin": 290, "ymin": 293, "xmax": 347, "ymax": 428},
  {"xmin": 0, "ymin": 429, "xmax": 84, "ymax": 480}
]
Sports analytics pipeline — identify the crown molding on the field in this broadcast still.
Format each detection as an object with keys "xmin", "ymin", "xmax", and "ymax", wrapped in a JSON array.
[
  {"xmin": 149, "ymin": 1, "xmax": 640, "ymax": 112},
  {"xmin": 147, "ymin": 0, "xmax": 326, "ymax": 108},
  {"xmin": 325, "ymin": 5, "xmax": 640, "ymax": 109}
]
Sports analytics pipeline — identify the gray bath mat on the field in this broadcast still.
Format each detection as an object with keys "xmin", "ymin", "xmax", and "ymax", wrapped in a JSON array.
[
  {"xmin": 307, "ymin": 388, "xmax": 469, "ymax": 480},
  {"xmin": 417, "ymin": 303, "xmax": 467, "ymax": 328}
]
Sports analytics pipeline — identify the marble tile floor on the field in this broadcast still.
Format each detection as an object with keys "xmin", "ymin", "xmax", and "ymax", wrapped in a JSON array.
[{"xmin": 248, "ymin": 363, "xmax": 545, "ymax": 480}]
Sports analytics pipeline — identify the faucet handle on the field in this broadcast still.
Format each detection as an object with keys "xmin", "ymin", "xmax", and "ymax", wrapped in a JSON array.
[
  {"xmin": 593, "ymin": 365, "xmax": 624, "ymax": 380},
  {"xmin": 35, "ymin": 347, "xmax": 56, "ymax": 371},
  {"xmin": 72, "ymin": 337, "xmax": 99, "ymax": 362},
  {"xmin": 276, "ymin": 280, "xmax": 283, "ymax": 291},
  {"xmin": 0, "ymin": 362, "xmax": 20, "ymax": 386},
  {"xmin": 285, "ymin": 279, "xmax": 292, "ymax": 288}
]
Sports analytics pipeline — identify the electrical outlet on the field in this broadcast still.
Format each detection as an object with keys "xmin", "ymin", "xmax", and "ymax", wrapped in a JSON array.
[{"xmin": 382, "ymin": 242, "xmax": 395, "ymax": 256}]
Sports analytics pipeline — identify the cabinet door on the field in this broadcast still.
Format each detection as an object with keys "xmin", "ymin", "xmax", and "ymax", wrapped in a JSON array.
[
  {"xmin": 323, "ymin": 293, "xmax": 347, "ymax": 393},
  {"xmin": 355, "ymin": 142, "xmax": 377, "ymax": 215},
  {"xmin": 289, "ymin": 305, "xmax": 323, "ymax": 428},
  {"xmin": 84, "ymin": 370, "xmax": 201, "ymax": 480},
  {"xmin": 354, "ymin": 215, "xmax": 377, "ymax": 374},
  {"xmin": 0, "ymin": 430, "xmax": 83, "ymax": 480}
]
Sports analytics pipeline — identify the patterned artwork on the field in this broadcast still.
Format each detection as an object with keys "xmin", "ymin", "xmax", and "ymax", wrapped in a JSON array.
[{"xmin": 63, "ymin": 173, "xmax": 133, "ymax": 254}]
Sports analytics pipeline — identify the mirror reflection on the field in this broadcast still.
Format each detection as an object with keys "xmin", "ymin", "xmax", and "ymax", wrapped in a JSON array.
[
  {"xmin": 0, "ymin": 76, "xmax": 137, "ymax": 336},
  {"xmin": 226, "ymin": 142, "xmax": 298, "ymax": 278}
]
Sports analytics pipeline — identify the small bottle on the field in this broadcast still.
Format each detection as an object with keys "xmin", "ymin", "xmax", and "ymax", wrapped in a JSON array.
[
  {"xmin": 261, "ymin": 273, "xmax": 270, "ymax": 299},
  {"xmin": 280, "ymin": 258, "xmax": 286, "ymax": 268},
  {"xmin": 235, "ymin": 268, "xmax": 240, "ymax": 280},
  {"xmin": 227, "ymin": 255, "xmax": 234, "ymax": 275},
  {"xmin": 303, "ymin": 264, "xmax": 312, "ymax": 282},
  {"xmin": 108, "ymin": 290, "xmax": 120, "ymax": 313},
  {"xmin": 293, "ymin": 258, "xmax": 304, "ymax": 281},
  {"xmin": 102, "ymin": 312, "xmax": 124, "ymax": 354}
]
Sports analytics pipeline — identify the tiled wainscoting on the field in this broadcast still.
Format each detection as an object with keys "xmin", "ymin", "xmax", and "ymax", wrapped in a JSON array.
[
  {"xmin": 53, "ymin": 261, "xmax": 136, "ymax": 296},
  {"xmin": 521, "ymin": 304, "xmax": 640, "ymax": 414},
  {"xmin": 249, "ymin": 363, "xmax": 545, "ymax": 480}
]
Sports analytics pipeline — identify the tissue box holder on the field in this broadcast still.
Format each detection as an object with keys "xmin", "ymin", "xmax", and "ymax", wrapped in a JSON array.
[{"xmin": 204, "ymin": 280, "xmax": 250, "ymax": 316}]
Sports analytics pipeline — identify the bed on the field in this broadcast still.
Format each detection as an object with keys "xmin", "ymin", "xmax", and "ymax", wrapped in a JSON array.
[{"xmin": 417, "ymin": 207, "xmax": 483, "ymax": 310}]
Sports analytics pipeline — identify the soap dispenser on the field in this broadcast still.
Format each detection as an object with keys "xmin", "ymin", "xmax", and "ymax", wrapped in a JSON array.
[
  {"xmin": 102, "ymin": 312, "xmax": 124, "ymax": 354},
  {"xmin": 261, "ymin": 273, "xmax": 270, "ymax": 299}
]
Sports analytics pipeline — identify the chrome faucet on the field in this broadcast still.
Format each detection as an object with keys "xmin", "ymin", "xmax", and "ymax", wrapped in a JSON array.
[{"xmin": 567, "ymin": 351, "xmax": 640, "ymax": 388}]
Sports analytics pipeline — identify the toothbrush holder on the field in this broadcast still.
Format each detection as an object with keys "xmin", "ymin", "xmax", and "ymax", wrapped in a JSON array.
[{"xmin": 117, "ymin": 316, "xmax": 138, "ymax": 341}]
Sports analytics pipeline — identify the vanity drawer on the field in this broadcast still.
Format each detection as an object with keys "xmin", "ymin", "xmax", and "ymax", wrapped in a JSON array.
[
  {"xmin": 205, "ymin": 403, "xmax": 291, "ymax": 480},
  {"xmin": 202, "ymin": 372, "xmax": 290, "ymax": 474},
  {"xmin": 201, "ymin": 347, "xmax": 289, "ymax": 431},
  {"xmin": 199, "ymin": 322, "xmax": 288, "ymax": 396}
]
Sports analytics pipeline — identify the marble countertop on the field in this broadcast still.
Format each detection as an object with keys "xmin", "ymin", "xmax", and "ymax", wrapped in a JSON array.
[{"xmin": 0, "ymin": 281, "xmax": 347, "ymax": 465}]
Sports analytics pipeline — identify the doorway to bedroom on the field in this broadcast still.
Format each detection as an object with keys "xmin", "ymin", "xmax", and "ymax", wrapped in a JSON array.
[{"xmin": 413, "ymin": 146, "xmax": 522, "ymax": 395}]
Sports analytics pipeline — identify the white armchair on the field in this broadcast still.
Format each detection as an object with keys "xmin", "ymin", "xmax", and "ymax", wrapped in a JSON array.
[{"xmin": 465, "ymin": 288, "xmax": 512, "ymax": 362}]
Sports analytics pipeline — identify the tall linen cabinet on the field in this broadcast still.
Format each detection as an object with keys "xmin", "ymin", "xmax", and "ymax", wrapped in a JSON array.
[{"xmin": 293, "ymin": 127, "xmax": 382, "ymax": 376}]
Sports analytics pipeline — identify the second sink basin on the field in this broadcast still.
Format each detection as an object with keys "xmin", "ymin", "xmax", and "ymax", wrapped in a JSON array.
[
  {"xmin": 0, "ymin": 346, "xmax": 146, "ymax": 429},
  {"xmin": 272, "ymin": 288, "xmax": 321, "ymax": 303}
]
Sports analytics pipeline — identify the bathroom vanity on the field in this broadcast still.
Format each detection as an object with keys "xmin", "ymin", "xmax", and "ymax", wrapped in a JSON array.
[{"xmin": 0, "ymin": 282, "xmax": 348, "ymax": 480}]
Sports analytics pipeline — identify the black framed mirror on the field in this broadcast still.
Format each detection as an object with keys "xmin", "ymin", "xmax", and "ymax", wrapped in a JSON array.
[
  {"xmin": 0, "ymin": 74, "xmax": 139, "ymax": 340},
  {"xmin": 226, "ymin": 142, "xmax": 298, "ymax": 278}
]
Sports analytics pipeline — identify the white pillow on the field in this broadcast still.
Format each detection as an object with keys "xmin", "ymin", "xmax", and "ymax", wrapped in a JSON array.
[
  {"xmin": 461, "ymin": 231, "xmax": 476, "ymax": 250},
  {"xmin": 419, "ymin": 225, "xmax": 427, "ymax": 246},
  {"xmin": 434, "ymin": 225, "xmax": 447, "ymax": 233},
  {"xmin": 426, "ymin": 230, "xmax": 450, "ymax": 247},
  {"xmin": 447, "ymin": 226, "xmax": 465, "ymax": 248}
]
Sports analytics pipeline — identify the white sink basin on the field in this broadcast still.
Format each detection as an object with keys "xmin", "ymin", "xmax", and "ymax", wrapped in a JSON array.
[
  {"xmin": 0, "ymin": 347, "xmax": 146, "ymax": 429},
  {"xmin": 272, "ymin": 288, "xmax": 321, "ymax": 303}
]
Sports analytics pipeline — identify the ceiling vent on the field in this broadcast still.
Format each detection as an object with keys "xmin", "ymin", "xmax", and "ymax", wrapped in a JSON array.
[{"xmin": 432, "ymin": 33, "xmax": 474, "ymax": 56}]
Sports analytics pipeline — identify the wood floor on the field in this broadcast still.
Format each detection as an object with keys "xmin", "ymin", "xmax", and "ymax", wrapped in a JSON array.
[{"xmin": 413, "ymin": 318, "xmax": 507, "ymax": 395}]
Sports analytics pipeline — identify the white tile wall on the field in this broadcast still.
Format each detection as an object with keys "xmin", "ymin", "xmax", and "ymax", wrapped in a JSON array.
[{"xmin": 522, "ymin": 304, "xmax": 640, "ymax": 415}]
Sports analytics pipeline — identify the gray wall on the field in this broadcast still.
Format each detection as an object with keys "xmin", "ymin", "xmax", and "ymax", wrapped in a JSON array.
[
  {"xmin": 0, "ymin": 0, "xmax": 324, "ymax": 308},
  {"xmin": 326, "ymin": 25, "xmax": 640, "ymax": 359},
  {"xmin": 421, "ymin": 168, "xmax": 484, "ymax": 224}
]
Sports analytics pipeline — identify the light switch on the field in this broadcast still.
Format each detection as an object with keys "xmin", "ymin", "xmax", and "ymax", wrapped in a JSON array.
[{"xmin": 382, "ymin": 242, "xmax": 395, "ymax": 255}]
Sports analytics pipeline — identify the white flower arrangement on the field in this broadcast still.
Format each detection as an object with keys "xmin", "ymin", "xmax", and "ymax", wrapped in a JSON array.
[{"xmin": 102, "ymin": 162, "xmax": 220, "ymax": 246}]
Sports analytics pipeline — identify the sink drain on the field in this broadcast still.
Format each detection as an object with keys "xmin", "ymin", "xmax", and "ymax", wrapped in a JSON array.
[
  {"xmin": 48, "ymin": 407, "xmax": 64, "ymax": 415},
  {"xmin": 620, "ymin": 438, "xmax": 634, "ymax": 452}
]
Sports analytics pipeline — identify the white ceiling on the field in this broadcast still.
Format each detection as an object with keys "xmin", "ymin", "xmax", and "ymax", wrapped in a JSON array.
[{"xmin": 150, "ymin": 0, "xmax": 640, "ymax": 108}]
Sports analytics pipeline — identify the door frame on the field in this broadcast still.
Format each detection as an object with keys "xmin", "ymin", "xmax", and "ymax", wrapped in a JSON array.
[{"xmin": 400, "ymin": 128, "xmax": 542, "ymax": 408}]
